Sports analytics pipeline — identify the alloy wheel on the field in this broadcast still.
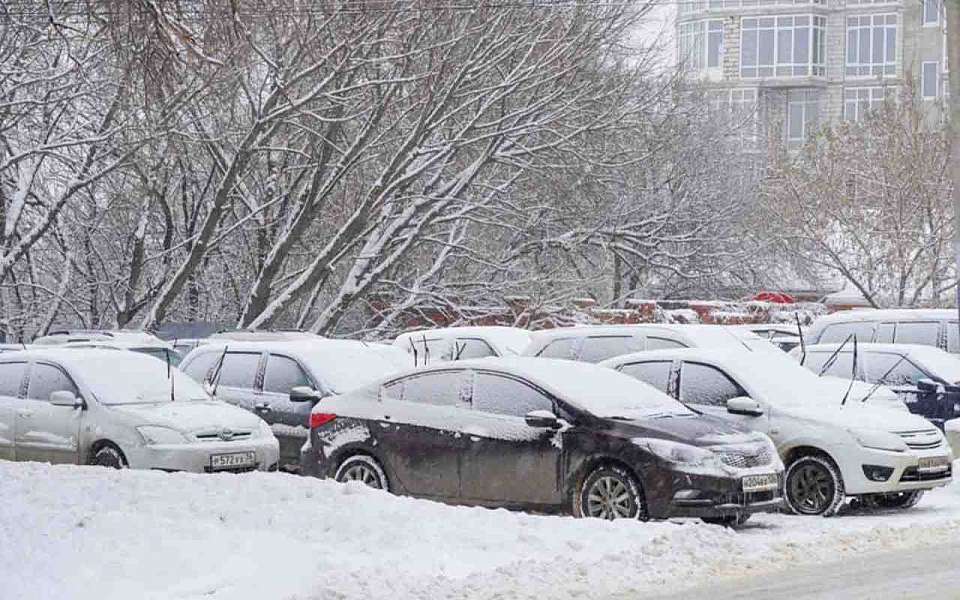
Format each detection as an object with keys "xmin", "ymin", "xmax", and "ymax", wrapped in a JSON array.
[
  {"xmin": 339, "ymin": 463, "xmax": 383, "ymax": 489},
  {"xmin": 585, "ymin": 475, "xmax": 635, "ymax": 519},
  {"xmin": 788, "ymin": 463, "xmax": 834, "ymax": 514}
]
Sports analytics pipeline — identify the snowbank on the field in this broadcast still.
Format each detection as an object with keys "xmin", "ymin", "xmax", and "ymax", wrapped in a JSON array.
[{"xmin": 3, "ymin": 461, "xmax": 960, "ymax": 600}]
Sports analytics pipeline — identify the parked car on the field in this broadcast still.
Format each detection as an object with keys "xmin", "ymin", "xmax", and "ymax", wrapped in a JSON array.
[
  {"xmin": 302, "ymin": 357, "xmax": 784, "ymax": 525},
  {"xmin": 733, "ymin": 324, "xmax": 804, "ymax": 352},
  {"xmin": 180, "ymin": 338, "xmax": 409, "ymax": 470},
  {"xmin": 599, "ymin": 348, "xmax": 952, "ymax": 516},
  {"xmin": 171, "ymin": 338, "xmax": 211, "ymax": 358},
  {"xmin": 522, "ymin": 324, "xmax": 779, "ymax": 364},
  {"xmin": 33, "ymin": 329, "xmax": 182, "ymax": 366},
  {"xmin": 394, "ymin": 326, "xmax": 532, "ymax": 364},
  {"xmin": 0, "ymin": 348, "xmax": 278, "ymax": 471},
  {"xmin": 792, "ymin": 343, "xmax": 960, "ymax": 429},
  {"xmin": 807, "ymin": 309, "xmax": 960, "ymax": 353}
]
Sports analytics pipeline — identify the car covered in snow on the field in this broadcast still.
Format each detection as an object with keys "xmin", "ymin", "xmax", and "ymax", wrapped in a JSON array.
[
  {"xmin": 302, "ymin": 357, "xmax": 784, "ymax": 525},
  {"xmin": 33, "ymin": 329, "xmax": 182, "ymax": 366},
  {"xmin": 732, "ymin": 323, "xmax": 805, "ymax": 352},
  {"xmin": 393, "ymin": 326, "xmax": 532, "ymax": 365},
  {"xmin": 0, "ymin": 348, "xmax": 279, "ymax": 472},
  {"xmin": 600, "ymin": 348, "xmax": 953, "ymax": 515},
  {"xmin": 521, "ymin": 324, "xmax": 779, "ymax": 364},
  {"xmin": 180, "ymin": 337, "xmax": 410, "ymax": 470},
  {"xmin": 791, "ymin": 343, "xmax": 960, "ymax": 428},
  {"xmin": 807, "ymin": 309, "xmax": 960, "ymax": 353}
]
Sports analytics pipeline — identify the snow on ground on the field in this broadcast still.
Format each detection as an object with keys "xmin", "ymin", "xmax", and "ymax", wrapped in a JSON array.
[{"xmin": 3, "ymin": 461, "xmax": 960, "ymax": 600}]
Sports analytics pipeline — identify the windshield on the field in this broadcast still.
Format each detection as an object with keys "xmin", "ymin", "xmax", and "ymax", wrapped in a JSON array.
[
  {"xmin": 77, "ymin": 354, "xmax": 208, "ymax": 405},
  {"xmin": 913, "ymin": 349, "xmax": 960, "ymax": 384}
]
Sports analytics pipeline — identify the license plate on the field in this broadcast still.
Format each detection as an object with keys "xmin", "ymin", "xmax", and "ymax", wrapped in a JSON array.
[
  {"xmin": 210, "ymin": 451, "xmax": 256, "ymax": 470},
  {"xmin": 918, "ymin": 456, "xmax": 951, "ymax": 473},
  {"xmin": 742, "ymin": 473, "xmax": 779, "ymax": 493}
]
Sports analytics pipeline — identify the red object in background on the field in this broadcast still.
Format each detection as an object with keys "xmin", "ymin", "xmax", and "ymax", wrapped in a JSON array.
[{"xmin": 753, "ymin": 291, "xmax": 796, "ymax": 304}]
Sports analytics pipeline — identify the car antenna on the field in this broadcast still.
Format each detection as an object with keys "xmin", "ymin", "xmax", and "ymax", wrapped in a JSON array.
[
  {"xmin": 210, "ymin": 345, "xmax": 230, "ymax": 397},
  {"xmin": 840, "ymin": 335, "xmax": 858, "ymax": 407},
  {"xmin": 408, "ymin": 337, "xmax": 419, "ymax": 367},
  {"xmin": 422, "ymin": 334, "xmax": 430, "ymax": 366},
  {"xmin": 795, "ymin": 312, "xmax": 807, "ymax": 365},
  {"xmin": 817, "ymin": 334, "xmax": 853, "ymax": 376},
  {"xmin": 861, "ymin": 354, "xmax": 910, "ymax": 404}
]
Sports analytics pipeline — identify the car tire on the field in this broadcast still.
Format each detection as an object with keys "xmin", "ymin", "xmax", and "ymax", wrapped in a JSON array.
[
  {"xmin": 89, "ymin": 443, "xmax": 128, "ymax": 469},
  {"xmin": 334, "ymin": 454, "xmax": 389, "ymax": 491},
  {"xmin": 573, "ymin": 464, "xmax": 646, "ymax": 520},
  {"xmin": 784, "ymin": 454, "xmax": 845, "ymax": 516},
  {"xmin": 702, "ymin": 513, "xmax": 751, "ymax": 527}
]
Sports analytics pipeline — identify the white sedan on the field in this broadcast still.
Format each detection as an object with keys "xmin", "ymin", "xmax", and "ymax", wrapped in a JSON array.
[{"xmin": 0, "ymin": 348, "xmax": 278, "ymax": 472}]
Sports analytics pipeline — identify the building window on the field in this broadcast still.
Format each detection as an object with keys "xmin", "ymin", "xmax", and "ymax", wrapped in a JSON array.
[
  {"xmin": 786, "ymin": 89, "xmax": 821, "ymax": 142},
  {"xmin": 679, "ymin": 0, "xmax": 706, "ymax": 16},
  {"xmin": 922, "ymin": 61, "xmax": 939, "ymax": 98},
  {"xmin": 709, "ymin": 0, "xmax": 824, "ymax": 7},
  {"xmin": 843, "ymin": 87, "xmax": 891, "ymax": 121},
  {"xmin": 923, "ymin": 0, "xmax": 940, "ymax": 26},
  {"xmin": 679, "ymin": 20, "xmax": 724, "ymax": 72},
  {"xmin": 846, "ymin": 0, "xmax": 899, "ymax": 4},
  {"xmin": 846, "ymin": 14, "xmax": 897, "ymax": 77},
  {"xmin": 740, "ymin": 15, "xmax": 826, "ymax": 78},
  {"xmin": 709, "ymin": 88, "xmax": 759, "ymax": 141}
]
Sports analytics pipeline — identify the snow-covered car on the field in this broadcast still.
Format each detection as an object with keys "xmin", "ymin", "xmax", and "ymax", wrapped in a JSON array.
[
  {"xmin": 732, "ymin": 324, "xmax": 805, "ymax": 352},
  {"xmin": 393, "ymin": 326, "xmax": 532, "ymax": 365},
  {"xmin": 33, "ymin": 329, "xmax": 182, "ymax": 366},
  {"xmin": 522, "ymin": 324, "xmax": 779, "ymax": 364},
  {"xmin": 302, "ymin": 357, "xmax": 783, "ymax": 525},
  {"xmin": 180, "ymin": 338, "xmax": 410, "ymax": 470},
  {"xmin": 791, "ymin": 343, "xmax": 960, "ymax": 428},
  {"xmin": 0, "ymin": 348, "xmax": 279, "ymax": 472},
  {"xmin": 599, "ymin": 348, "xmax": 952, "ymax": 516},
  {"xmin": 807, "ymin": 309, "xmax": 960, "ymax": 353}
]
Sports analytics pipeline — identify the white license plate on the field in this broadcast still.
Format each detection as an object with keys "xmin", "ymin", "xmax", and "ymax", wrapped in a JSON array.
[
  {"xmin": 742, "ymin": 473, "xmax": 779, "ymax": 493},
  {"xmin": 210, "ymin": 451, "xmax": 256, "ymax": 470},
  {"xmin": 918, "ymin": 456, "xmax": 951, "ymax": 473}
]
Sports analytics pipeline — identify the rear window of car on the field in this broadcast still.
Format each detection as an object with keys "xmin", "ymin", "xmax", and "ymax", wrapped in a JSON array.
[
  {"xmin": 579, "ymin": 336, "xmax": 639, "ymax": 363},
  {"xmin": 818, "ymin": 322, "xmax": 876, "ymax": 344},
  {"xmin": 893, "ymin": 322, "xmax": 941, "ymax": 347}
]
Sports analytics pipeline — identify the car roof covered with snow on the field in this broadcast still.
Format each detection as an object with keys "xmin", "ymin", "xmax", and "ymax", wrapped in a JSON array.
[
  {"xmin": 394, "ymin": 326, "xmax": 532, "ymax": 356},
  {"xmin": 812, "ymin": 309, "xmax": 956, "ymax": 327},
  {"xmin": 524, "ymin": 324, "xmax": 774, "ymax": 353},
  {"xmin": 33, "ymin": 330, "xmax": 173, "ymax": 350}
]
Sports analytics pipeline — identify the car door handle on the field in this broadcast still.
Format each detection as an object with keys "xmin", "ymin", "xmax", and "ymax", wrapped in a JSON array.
[{"xmin": 254, "ymin": 403, "xmax": 271, "ymax": 414}]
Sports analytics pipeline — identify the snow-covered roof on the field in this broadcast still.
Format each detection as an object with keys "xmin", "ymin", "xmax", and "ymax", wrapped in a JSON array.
[
  {"xmin": 527, "ymin": 324, "xmax": 772, "ymax": 352},
  {"xmin": 34, "ymin": 330, "xmax": 170, "ymax": 348},
  {"xmin": 813, "ymin": 309, "xmax": 957, "ymax": 326},
  {"xmin": 394, "ymin": 326, "xmax": 532, "ymax": 355}
]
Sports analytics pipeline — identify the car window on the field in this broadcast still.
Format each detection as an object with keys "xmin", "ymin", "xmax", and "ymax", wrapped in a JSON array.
[
  {"xmin": 679, "ymin": 362, "xmax": 746, "ymax": 406},
  {"xmin": 27, "ymin": 363, "xmax": 78, "ymax": 401},
  {"xmin": 819, "ymin": 322, "xmax": 876, "ymax": 344},
  {"xmin": 453, "ymin": 338, "xmax": 497, "ymax": 359},
  {"xmin": 0, "ymin": 362, "xmax": 26, "ymax": 397},
  {"xmin": 618, "ymin": 361, "xmax": 673, "ymax": 394},
  {"xmin": 645, "ymin": 337, "xmax": 687, "ymax": 350},
  {"xmin": 217, "ymin": 352, "xmax": 262, "ymax": 389},
  {"xmin": 404, "ymin": 336, "xmax": 451, "ymax": 362},
  {"xmin": 386, "ymin": 371, "xmax": 467, "ymax": 406},
  {"xmin": 865, "ymin": 353, "xmax": 927, "ymax": 387},
  {"xmin": 875, "ymin": 322, "xmax": 895, "ymax": 343},
  {"xmin": 579, "ymin": 336, "xmax": 640, "ymax": 363},
  {"xmin": 182, "ymin": 351, "xmax": 221, "ymax": 382},
  {"xmin": 472, "ymin": 373, "xmax": 552, "ymax": 417},
  {"xmin": 816, "ymin": 352, "xmax": 855, "ymax": 378},
  {"xmin": 893, "ymin": 322, "xmax": 941, "ymax": 347},
  {"xmin": 948, "ymin": 322, "xmax": 960, "ymax": 353},
  {"xmin": 263, "ymin": 355, "xmax": 311, "ymax": 394},
  {"xmin": 536, "ymin": 338, "xmax": 578, "ymax": 360}
]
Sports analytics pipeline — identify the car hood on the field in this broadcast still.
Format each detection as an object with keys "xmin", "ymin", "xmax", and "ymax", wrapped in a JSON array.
[
  {"xmin": 107, "ymin": 400, "xmax": 263, "ymax": 435},
  {"xmin": 598, "ymin": 413, "xmax": 762, "ymax": 448},
  {"xmin": 818, "ymin": 377, "xmax": 908, "ymax": 411},
  {"xmin": 778, "ymin": 399, "xmax": 933, "ymax": 433}
]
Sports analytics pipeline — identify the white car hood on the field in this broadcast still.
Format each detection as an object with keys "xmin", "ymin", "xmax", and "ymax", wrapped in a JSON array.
[
  {"xmin": 780, "ymin": 399, "xmax": 934, "ymax": 433},
  {"xmin": 819, "ymin": 377, "xmax": 908, "ymax": 412},
  {"xmin": 108, "ymin": 400, "xmax": 263, "ymax": 434}
]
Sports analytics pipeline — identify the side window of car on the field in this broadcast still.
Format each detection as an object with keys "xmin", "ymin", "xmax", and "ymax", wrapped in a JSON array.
[
  {"xmin": 679, "ymin": 362, "xmax": 746, "ymax": 407},
  {"xmin": 0, "ymin": 362, "xmax": 27, "ymax": 398},
  {"xmin": 390, "ymin": 371, "xmax": 468, "ymax": 406},
  {"xmin": 26, "ymin": 363, "xmax": 78, "ymax": 402},
  {"xmin": 618, "ymin": 361, "xmax": 673, "ymax": 395},
  {"xmin": 453, "ymin": 338, "xmax": 497, "ymax": 360},
  {"xmin": 217, "ymin": 352, "xmax": 262, "ymax": 389},
  {"xmin": 645, "ymin": 337, "xmax": 687, "ymax": 351},
  {"xmin": 537, "ymin": 338, "xmax": 578, "ymax": 360},
  {"xmin": 579, "ymin": 336, "xmax": 640, "ymax": 363},
  {"xmin": 948, "ymin": 322, "xmax": 960, "ymax": 353},
  {"xmin": 875, "ymin": 323, "xmax": 895, "ymax": 343},
  {"xmin": 893, "ymin": 322, "xmax": 941, "ymax": 347},
  {"xmin": 182, "ymin": 351, "xmax": 222, "ymax": 383},
  {"xmin": 472, "ymin": 373, "xmax": 553, "ymax": 417},
  {"xmin": 819, "ymin": 322, "xmax": 876, "ymax": 344},
  {"xmin": 865, "ymin": 353, "xmax": 927, "ymax": 387},
  {"xmin": 262, "ymin": 355, "xmax": 312, "ymax": 394}
]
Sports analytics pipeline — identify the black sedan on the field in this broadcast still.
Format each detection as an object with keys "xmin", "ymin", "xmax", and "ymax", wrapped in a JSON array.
[{"xmin": 300, "ymin": 358, "xmax": 784, "ymax": 524}]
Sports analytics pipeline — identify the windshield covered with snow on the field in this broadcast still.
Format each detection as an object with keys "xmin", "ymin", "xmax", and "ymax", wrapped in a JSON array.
[{"xmin": 69, "ymin": 352, "xmax": 209, "ymax": 405}]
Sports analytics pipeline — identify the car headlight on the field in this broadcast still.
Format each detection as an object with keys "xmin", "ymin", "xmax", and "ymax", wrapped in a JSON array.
[
  {"xmin": 637, "ymin": 438, "xmax": 719, "ymax": 467},
  {"xmin": 137, "ymin": 426, "xmax": 189, "ymax": 445},
  {"xmin": 257, "ymin": 419, "xmax": 275, "ymax": 439},
  {"xmin": 850, "ymin": 428, "xmax": 908, "ymax": 453}
]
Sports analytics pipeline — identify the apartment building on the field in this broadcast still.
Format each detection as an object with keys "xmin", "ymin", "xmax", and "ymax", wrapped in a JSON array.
[{"xmin": 677, "ymin": 0, "xmax": 947, "ymax": 144}]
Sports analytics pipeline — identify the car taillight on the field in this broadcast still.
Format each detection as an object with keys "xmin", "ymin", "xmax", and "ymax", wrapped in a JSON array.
[{"xmin": 309, "ymin": 413, "xmax": 336, "ymax": 429}]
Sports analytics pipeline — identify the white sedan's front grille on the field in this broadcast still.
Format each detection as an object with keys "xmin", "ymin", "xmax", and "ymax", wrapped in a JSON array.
[
  {"xmin": 895, "ymin": 428, "xmax": 943, "ymax": 450},
  {"xmin": 194, "ymin": 429, "xmax": 253, "ymax": 442}
]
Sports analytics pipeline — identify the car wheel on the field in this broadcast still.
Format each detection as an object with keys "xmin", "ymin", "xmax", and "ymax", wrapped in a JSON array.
[
  {"xmin": 702, "ymin": 513, "xmax": 751, "ymax": 527},
  {"xmin": 574, "ymin": 465, "xmax": 646, "ymax": 520},
  {"xmin": 874, "ymin": 490, "xmax": 925, "ymax": 510},
  {"xmin": 784, "ymin": 454, "xmax": 845, "ymax": 516},
  {"xmin": 89, "ymin": 444, "xmax": 128, "ymax": 469},
  {"xmin": 334, "ymin": 455, "xmax": 388, "ymax": 490}
]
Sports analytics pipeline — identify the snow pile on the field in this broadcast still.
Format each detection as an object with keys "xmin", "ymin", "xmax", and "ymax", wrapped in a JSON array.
[{"xmin": 3, "ymin": 462, "xmax": 960, "ymax": 600}]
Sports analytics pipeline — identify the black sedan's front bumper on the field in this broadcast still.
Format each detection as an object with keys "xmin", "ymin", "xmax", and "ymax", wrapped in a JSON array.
[{"xmin": 646, "ymin": 467, "xmax": 784, "ymax": 519}]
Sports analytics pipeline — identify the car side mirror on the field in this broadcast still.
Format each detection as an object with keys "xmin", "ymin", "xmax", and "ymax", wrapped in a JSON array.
[
  {"xmin": 525, "ymin": 410, "xmax": 561, "ymax": 429},
  {"xmin": 726, "ymin": 396, "xmax": 764, "ymax": 417},
  {"xmin": 918, "ymin": 378, "xmax": 946, "ymax": 394},
  {"xmin": 49, "ymin": 390, "xmax": 82, "ymax": 408},
  {"xmin": 290, "ymin": 385, "xmax": 322, "ymax": 403}
]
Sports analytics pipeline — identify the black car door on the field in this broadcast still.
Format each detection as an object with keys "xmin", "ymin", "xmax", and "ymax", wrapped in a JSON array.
[
  {"xmin": 371, "ymin": 370, "xmax": 470, "ymax": 499},
  {"xmin": 458, "ymin": 371, "xmax": 562, "ymax": 506}
]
